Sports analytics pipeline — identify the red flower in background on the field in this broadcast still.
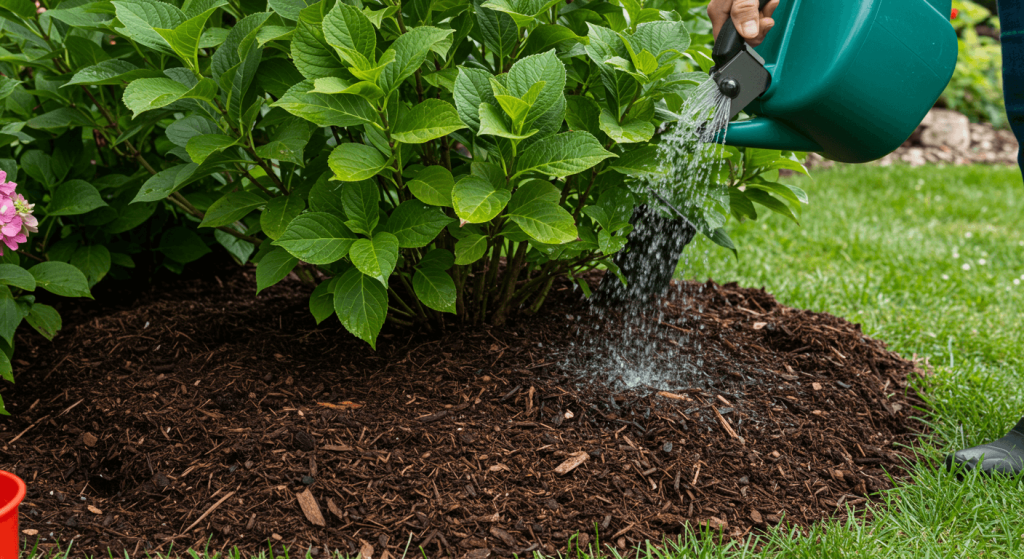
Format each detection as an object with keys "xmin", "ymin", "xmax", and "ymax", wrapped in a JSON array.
[{"xmin": 951, "ymin": 8, "xmax": 959, "ymax": 20}]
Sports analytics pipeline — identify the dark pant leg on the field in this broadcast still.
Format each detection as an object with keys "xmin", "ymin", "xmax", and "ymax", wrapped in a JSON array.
[{"xmin": 998, "ymin": 0, "xmax": 1024, "ymax": 175}]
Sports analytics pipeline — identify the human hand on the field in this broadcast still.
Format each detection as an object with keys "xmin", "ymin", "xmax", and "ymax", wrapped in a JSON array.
[{"xmin": 707, "ymin": 0, "xmax": 780, "ymax": 47}]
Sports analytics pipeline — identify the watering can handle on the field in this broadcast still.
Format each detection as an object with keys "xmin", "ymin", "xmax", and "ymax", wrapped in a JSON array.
[{"xmin": 711, "ymin": 0, "xmax": 771, "ymax": 68}]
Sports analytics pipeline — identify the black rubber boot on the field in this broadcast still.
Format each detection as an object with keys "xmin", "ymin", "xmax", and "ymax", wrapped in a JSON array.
[{"xmin": 945, "ymin": 416, "xmax": 1024, "ymax": 476}]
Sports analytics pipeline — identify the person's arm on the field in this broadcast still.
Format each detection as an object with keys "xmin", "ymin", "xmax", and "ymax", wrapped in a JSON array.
[{"xmin": 707, "ymin": 0, "xmax": 780, "ymax": 46}]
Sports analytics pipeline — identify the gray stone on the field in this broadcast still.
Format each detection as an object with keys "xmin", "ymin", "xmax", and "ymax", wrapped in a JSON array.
[{"xmin": 919, "ymin": 108, "xmax": 971, "ymax": 150}]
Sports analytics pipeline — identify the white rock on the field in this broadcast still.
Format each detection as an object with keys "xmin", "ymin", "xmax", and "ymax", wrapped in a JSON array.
[{"xmin": 919, "ymin": 109, "xmax": 971, "ymax": 150}]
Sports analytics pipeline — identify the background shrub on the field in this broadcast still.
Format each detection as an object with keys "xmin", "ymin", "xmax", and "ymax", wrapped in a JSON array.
[{"xmin": 940, "ymin": 0, "xmax": 1005, "ymax": 127}]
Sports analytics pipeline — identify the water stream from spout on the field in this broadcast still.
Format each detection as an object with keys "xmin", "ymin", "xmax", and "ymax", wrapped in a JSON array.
[{"xmin": 570, "ymin": 79, "xmax": 734, "ymax": 392}]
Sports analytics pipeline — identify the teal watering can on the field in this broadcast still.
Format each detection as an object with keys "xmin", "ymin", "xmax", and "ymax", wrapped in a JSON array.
[{"xmin": 710, "ymin": 0, "xmax": 959, "ymax": 163}]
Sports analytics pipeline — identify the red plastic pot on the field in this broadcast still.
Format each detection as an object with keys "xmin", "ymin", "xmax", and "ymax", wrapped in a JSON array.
[{"xmin": 0, "ymin": 470, "xmax": 26, "ymax": 559}]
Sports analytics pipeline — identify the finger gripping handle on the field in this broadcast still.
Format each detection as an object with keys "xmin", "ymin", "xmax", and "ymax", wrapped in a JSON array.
[{"xmin": 711, "ymin": 0, "xmax": 770, "ymax": 68}]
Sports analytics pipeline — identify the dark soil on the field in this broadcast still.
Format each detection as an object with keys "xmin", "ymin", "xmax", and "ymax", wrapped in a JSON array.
[{"xmin": 1, "ymin": 263, "xmax": 925, "ymax": 557}]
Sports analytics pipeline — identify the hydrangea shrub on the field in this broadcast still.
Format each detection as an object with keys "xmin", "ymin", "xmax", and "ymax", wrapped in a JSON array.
[{"xmin": 0, "ymin": 0, "xmax": 808, "ymax": 368}]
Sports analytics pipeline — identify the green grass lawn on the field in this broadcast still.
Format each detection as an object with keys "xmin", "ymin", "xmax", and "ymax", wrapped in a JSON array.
[
  {"xmin": 673, "ymin": 163, "xmax": 1024, "ymax": 558},
  {"xmin": 23, "ymin": 164, "xmax": 1024, "ymax": 558}
]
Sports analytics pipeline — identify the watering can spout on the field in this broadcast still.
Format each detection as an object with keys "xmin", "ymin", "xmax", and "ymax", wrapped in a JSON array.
[{"xmin": 719, "ymin": 119, "xmax": 822, "ymax": 154}]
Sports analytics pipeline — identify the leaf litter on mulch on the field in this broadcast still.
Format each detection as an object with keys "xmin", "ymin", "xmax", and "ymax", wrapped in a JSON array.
[{"xmin": 0, "ymin": 262, "xmax": 926, "ymax": 556}]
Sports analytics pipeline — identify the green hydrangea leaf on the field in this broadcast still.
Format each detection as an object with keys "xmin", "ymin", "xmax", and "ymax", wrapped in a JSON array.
[
  {"xmin": 349, "ymin": 231, "xmax": 399, "ymax": 286},
  {"xmin": 412, "ymin": 267, "xmax": 456, "ymax": 314},
  {"xmin": 385, "ymin": 200, "xmax": 453, "ymax": 248},
  {"xmin": 272, "ymin": 79, "xmax": 378, "ymax": 127},
  {"xmin": 407, "ymin": 166, "xmax": 455, "ymax": 207},
  {"xmin": 328, "ymin": 143, "xmax": 389, "ymax": 182},
  {"xmin": 454, "ymin": 233, "xmax": 487, "ymax": 265},
  {"xmin": 453, "ymin": 175, "xmax": 511, "ymax": 224},
  {"xmin": 506, "ymin": 200, "xmax": 577, "ymax": 244},
  {"xmin": 275, "ymin": 212, "xmax": 357, "ymax": 264},
  {"xmin": 391, "ymin": 99, "xmax": 466, "ymax": 144},
  {"xmin": 514, "ymin": 131, "xmax": 616, "ymax": 178},
  {"xmin": 333, "ymin": 267, "xmax": 388, "ymax": 348}
]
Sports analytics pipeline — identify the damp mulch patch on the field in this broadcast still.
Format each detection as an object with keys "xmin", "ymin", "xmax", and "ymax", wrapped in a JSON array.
[{"xmin": 1, "ymin": 263, "xmax": 926, "ymax": 556}]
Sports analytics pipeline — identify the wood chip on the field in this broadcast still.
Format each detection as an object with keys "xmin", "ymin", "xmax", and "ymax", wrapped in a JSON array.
[
  {"xmin": 488, "ymin": 463, "xmax": 510, "ymax": 472},
  {"xmin": 812, "ymin": 382, "xmax": 823, "ymax": 391},
  {"xmin": 712, "ymin": 406, "xmax": 741, "ymax": 442},
  {"xmin": 7, "ymin": 414, "xmax": 49, "ymax": 445},
  {"xmin": 704, "ymin": 516, "xmax": 728, "ymax": 530},
  {"xmin": 750, "ymin": 510, "xmax": 763, "ymax": 524},
  {"xmin": 658, "ymin": 321, "xmax": 692, "ymax": 334},
  {"xmin": 322, "ymin": 444, "xmax": 353, "ymax": 452},
  {"xmin": 656, "ymin": 391, "xmax": 691, "ymax": 402},
  {"xmin": 416, "ymin": 410, "xmax": 448, "ymax": 423},
  {"xmin": 357, "ymin": 539, "xmax": 374, "ymax": 559},
  {"xmin": 327, "ymin": 497, "xmax": 344, "ymax": 520},
  {"xmin": 181, "ymin": 491, "xmax": 235, "ymax": 535},
  {"xmin": 753, "ymin": 322, "xmax": 768, "ymax": 330},
  {"xmin": 554, "ymin": 451, "xmax": 589, "ymax": 475},
  {"xmin": 22, "ymin": 528, "xmax": 38, "ymax": 536},
  {"xmin": 317, "ymin": 401, "xmax": 362, "ymax": 411},
  {"xmin": 490, "ymin": 526, "xmax": 515, "ymax": 546},
  {"xmin": 87, "ymin": 505, "xmax": 102, "ymax": 514},
  {"xmin": 296, "ymin": 489, "xmax": 326, "ymax": 527},
  {"xmin": 82, "ymin": 432, "xmax": 98, "ymax": 447}
]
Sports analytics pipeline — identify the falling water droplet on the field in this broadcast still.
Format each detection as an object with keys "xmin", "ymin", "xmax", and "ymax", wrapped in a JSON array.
[{"xmin": 569, "ymin": 80, "xmax": 735, "ymax": 392}]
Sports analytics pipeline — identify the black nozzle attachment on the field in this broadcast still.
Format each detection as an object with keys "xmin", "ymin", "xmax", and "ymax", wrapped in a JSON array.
[
  {"xmin": 718, "ymin": 77, "xmax": 740, "ymax": 99},
  {"xmin": 711, "ymin": 0, "xmax": 771, "ymax": 69}
]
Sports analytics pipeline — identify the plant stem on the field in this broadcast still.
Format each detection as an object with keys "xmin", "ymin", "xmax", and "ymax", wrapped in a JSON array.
[
  {"xmin": 453, "ymin": 264, "xmax": 467, "ymax": 320},
  {"xmin": 490, "ymin": 241, "xmax": 528, "ymax": 326},
  {"xmin": 526, "ymin": 275, "xmax": 556, "ymax": 314},
  {"xmin": 236, "ymin": 164, "xmax": 278, "ymax": 198},
  {"xmin": 397, "ymin": 273, "xmax": 432, "ymax": 329},
  {"xmin": 440, "ymin": 137, "xmax": 453, "ymax": 170},
  {"xmin": 483, "ymin": 238, "xmax": 503, "ymax": 297},
  {"xmin": 16, "ymin": 250, "xmax": 45, "ymax": 263},
  {"xmin": 388, "ymin": 305, "xmax": 416, "ymax": 318},
  {"xmin": 509, "ymin": 261, "xmax": 556, "ymax": 307},
  {"xmin": 212, "ymin": 98, "xmax": 286, "ymax": 192},
  {"xmin": 168, "ymin": 193, "xmax": 262, "ymax": 245},
  {"xmin": 388, "ymin": 287, "xmax": 418, "ymax": 318},
  {"xmin": 574, "ymin": 167, "xmax": 600, "ymax": 220},
  {"xmin": 559, "ymin": 175, "xmax": 575, "ymax": 206}
]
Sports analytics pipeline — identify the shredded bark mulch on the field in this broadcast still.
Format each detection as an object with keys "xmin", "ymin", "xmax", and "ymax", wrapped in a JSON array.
[{"xmin": 0, "ymin": 263, "xmax": 925, "ymax": 556}]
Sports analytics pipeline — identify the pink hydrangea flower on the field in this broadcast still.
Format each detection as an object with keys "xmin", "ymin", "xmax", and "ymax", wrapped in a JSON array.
[
  {"xmin": 0, "ymin": 173, "xmax": 35, "ymax": 254},
  {"xmin": 0, "ymin": 198, "xmax": 26, "ymax": 253},
  {"xmin": 12, "ymin": 194, "xmax": 36, "ymax": 234},
  {"xmin": 0, "ymin": 171, "xmax": 15, "ymax": 197}
]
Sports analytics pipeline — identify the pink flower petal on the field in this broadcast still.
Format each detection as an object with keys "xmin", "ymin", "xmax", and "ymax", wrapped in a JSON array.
[{"xmin": 2, "ymin": 219, "xmax": 23, "ymax": 237}]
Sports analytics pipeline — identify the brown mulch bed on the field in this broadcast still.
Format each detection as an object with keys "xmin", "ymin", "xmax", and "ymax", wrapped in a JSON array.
[{"xmin": 0, "ymin": 263, "xmax": 925, "ymax": 556}]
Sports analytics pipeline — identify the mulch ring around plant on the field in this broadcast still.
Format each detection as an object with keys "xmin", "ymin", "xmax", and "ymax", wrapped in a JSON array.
[{"xmin": 1, "ymin": 264, "xmax": 926, "ymax": 556}]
